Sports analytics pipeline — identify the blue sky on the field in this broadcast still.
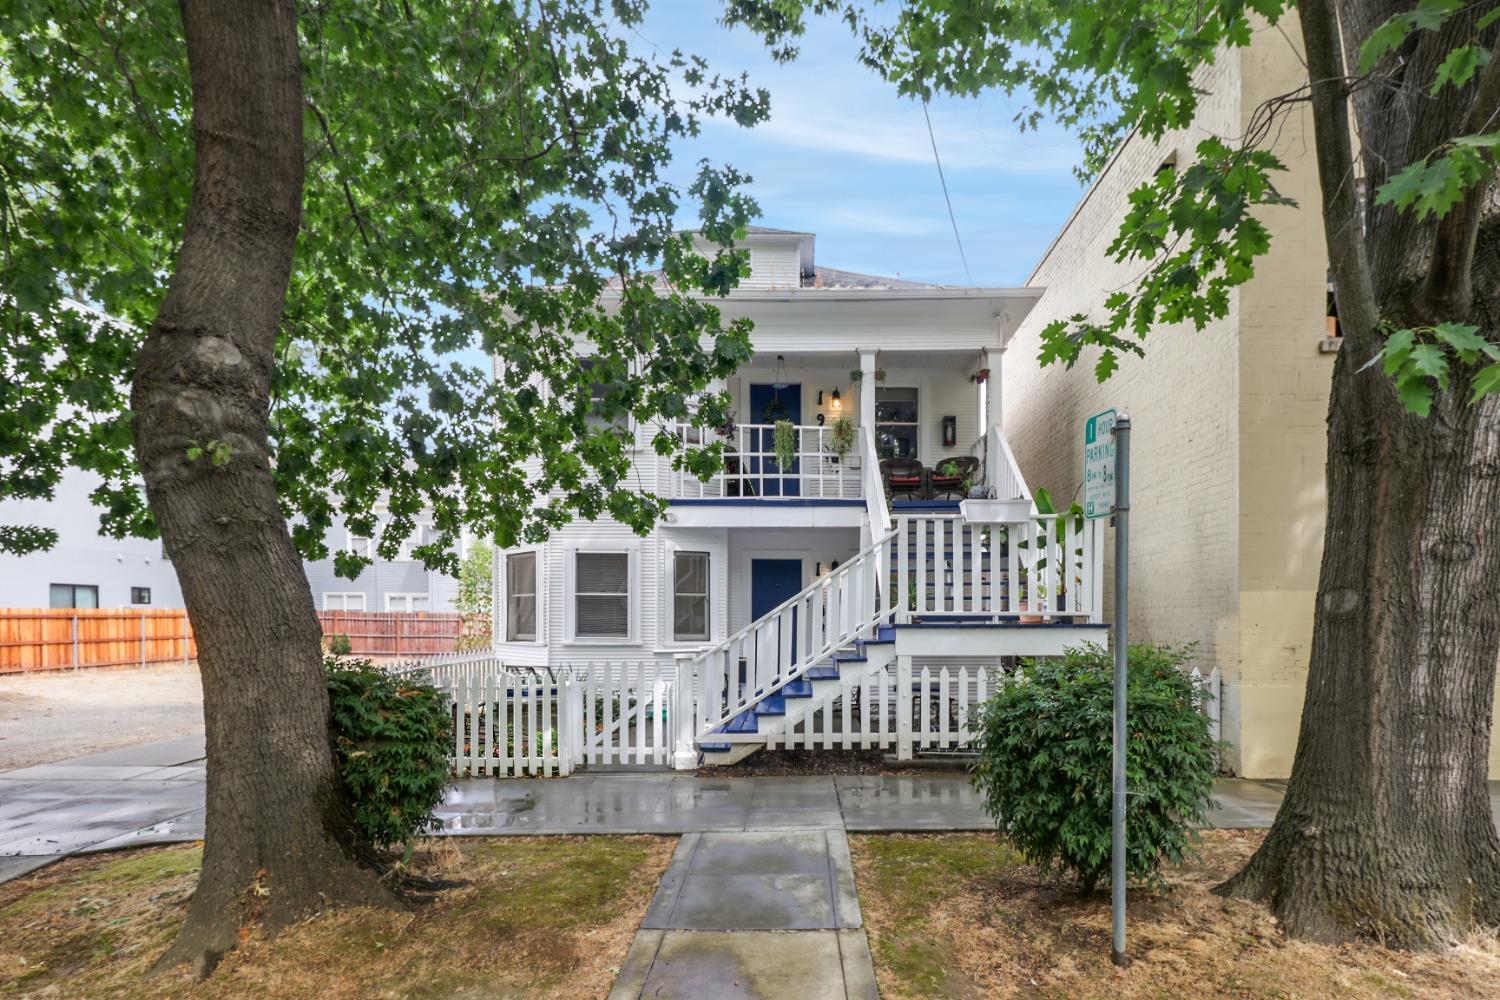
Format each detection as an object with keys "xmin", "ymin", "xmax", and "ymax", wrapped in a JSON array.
[{"xmin": 637, "ymin": 1, "xmax": 1088, "ymax": 287}]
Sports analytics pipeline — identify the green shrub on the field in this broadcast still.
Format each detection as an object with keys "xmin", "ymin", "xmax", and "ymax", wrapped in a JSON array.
[
  {"xmin": 326, "ymin": 657, "xmax": 453, "ymax": 850},
  {"xmin": 971, "ymin": 643, "xmax": 1219, "ymax": 891},
  {"xmin": 327, "ymin": 633, "xmax": 352, "ymax": 656}
]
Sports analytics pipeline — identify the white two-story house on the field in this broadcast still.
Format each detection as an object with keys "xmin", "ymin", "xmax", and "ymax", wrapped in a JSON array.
[{"xmin": 488, "ymin": 227, "xmax": 1108, "ymax": 766}]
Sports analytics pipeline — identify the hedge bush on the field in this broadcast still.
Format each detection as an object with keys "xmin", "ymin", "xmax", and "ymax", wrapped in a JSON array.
[
  {"xmin": 971, "ymin": 643, "xmax": 1219, "ymax": 891},
  {"xmin": 326, "ymin": 657, "xmax": 452, "ymax": 850}
]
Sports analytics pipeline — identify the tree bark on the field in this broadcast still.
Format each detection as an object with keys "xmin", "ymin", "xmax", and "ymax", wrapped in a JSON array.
[
  {"xmin": 1220, "ymin": 0, "xmax": 1500, "ymax": 948},
  {"xmin": 132, "ymin": 0, "xmax": 396, "ymax": 976},
  {"xmin": 1219, "ymin": 336, "xmax": 1500, "ymax": 947}
]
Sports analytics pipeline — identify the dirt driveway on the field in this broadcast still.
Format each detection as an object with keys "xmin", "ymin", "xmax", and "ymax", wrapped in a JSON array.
[{"xmin": 0, "ymin": 663, "xmax": 204, "ymax": 771}]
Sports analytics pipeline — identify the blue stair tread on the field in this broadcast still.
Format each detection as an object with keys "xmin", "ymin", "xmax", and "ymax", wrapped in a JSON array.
[
  {"xmin": 805, "ymin": 666, "xmax": 840, "ymax": 680},
  {"xmin": 831, "ymin": 653, "xmax": 867, "ymax": 664},
  {"xmin": 699, "ymin": 742, "xmax": 732, "ymax": 753},
  {"xmin": 723, "ymin": 710, "xmax": 759, "ymax": 733},
  {"xmin": 754, "ymin": 696, "xmax": 787, "ymax": 716},
  {"xmin": 781, "ymin": 678, "xmax": 814, "ymax": 697},
  {"xmin": 857, "ymin": 638, "xmax": 895, "ymax": 647}
]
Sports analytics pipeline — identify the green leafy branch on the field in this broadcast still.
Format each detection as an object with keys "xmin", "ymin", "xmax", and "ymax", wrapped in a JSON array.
[
  {"xmin": 1367, "ymin": 322, "xmax": 1500, "ymax": 415},
  {"xmin": 1375, "ymin": 132, "xmax": 1500, "ymax": 221},
  {"xmin": 1039, "ymin": 137, "xmax": 1294, "ymax": 381}
]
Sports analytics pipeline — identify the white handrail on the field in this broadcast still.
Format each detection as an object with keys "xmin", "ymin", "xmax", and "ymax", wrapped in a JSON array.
[
  {"xmin": 693, "ymin": 526, "xmax": 898, "ymax": 736},
  {"xmin": 861, "ymin": 424, "xmax": 891, "ymax": 535},
  {"xmin": 989, "ymin": 424, "xmax": 1031, "ymax": 501}
]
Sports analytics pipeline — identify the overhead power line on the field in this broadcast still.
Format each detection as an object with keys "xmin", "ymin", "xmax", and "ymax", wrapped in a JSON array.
[{"xmin": 920, "ymin": 98, "xmax": 974, "ymax": 286}]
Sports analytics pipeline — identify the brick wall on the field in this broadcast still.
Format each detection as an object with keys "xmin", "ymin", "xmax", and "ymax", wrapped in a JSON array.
[{"xmin": 1004, "ymin": 51, "xmax": 1245, "ymax": 761}]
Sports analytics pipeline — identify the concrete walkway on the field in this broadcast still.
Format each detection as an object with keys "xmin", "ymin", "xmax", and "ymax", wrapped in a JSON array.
[
  {"xmin": 8, "ymin": 734, "xmax": 1500, "ymax": 887},
  {"xmin": 610, "ymin": 830, "xmax": 878, "ymax": 999}
]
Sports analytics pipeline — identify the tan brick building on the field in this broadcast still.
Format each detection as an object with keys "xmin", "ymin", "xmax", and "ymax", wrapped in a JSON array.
[{"xmin": 1004, "ymin": 13, "xmax": 1500, "ymax": 779}]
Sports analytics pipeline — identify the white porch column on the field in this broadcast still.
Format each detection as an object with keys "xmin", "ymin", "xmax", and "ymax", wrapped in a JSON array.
[
  {"xmin": 858, "ymin": 348, "xmax": 877, "ymax": 431},
  {"xmin": 983, "ymin": 343, "xmax": 1005, "ymax": 495},
  {"xmin": 856, "ymin": 349, "xmax": 879, "ymax": 547}
]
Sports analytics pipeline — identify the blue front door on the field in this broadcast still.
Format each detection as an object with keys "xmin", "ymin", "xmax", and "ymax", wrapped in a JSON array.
[
  {"xmin": 751, "ymin": 558, "xmax": 803, "ymax": 678},
  {"xmin": 748, "ymin": 382, "xmax": 801, "ymax": 497}
]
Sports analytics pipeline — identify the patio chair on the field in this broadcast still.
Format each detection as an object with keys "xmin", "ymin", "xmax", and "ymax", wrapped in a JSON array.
[
  {"xmin": 881, "ymin": 458, "xmax": 927, "ymax": 501},
  {"xmin": 927, "ymin": 456, "xmax": 979, "ymax": 500}
]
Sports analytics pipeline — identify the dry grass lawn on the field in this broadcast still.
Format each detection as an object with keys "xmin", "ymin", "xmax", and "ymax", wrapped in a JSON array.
[
  {"xmin": 0, "ymin": 835, "xmax": 673, "ymax": 999},
  {"xmin": 851, "ymin": 830, "xmax": 1500, "ymax": 999}
]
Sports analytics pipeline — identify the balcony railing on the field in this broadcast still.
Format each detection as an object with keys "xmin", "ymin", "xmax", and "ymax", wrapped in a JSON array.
[{"xmin": 667, "ymin": 422, "xmax": 864, "ymax": 500}]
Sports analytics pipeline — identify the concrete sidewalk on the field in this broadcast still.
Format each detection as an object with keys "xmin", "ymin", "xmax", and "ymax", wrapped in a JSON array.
[
  {"xmin": 8, "ymin": 734, "xmax": 1499, "ymax": 886},
  {"xmin": 611, "ymin": 830, "xmax": 877, "ymax": 999}
]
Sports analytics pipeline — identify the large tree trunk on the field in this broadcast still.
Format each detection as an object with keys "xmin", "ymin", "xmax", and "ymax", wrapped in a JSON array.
[
  {"xmin": 131, "ymin": 0, "xmax": 396, "ymax": 976},
  {"xmin": 1221, "ymin": 0, "xmax": 1500, "ymax": 947},
  {"xmin": 1220, "ymin": 337, "xmax": 1500, "ymax": 947}
]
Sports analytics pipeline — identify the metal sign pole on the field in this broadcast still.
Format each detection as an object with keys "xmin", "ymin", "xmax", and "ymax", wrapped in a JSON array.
[{"xmin": 1111, "ymin": 413, "xmax": 1132, "ymax": 967}]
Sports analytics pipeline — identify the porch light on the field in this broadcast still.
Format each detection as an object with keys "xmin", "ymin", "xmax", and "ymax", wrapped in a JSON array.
[{"xmin": 830, "ymin": 388, "xmax": 842, "ymax": 411}]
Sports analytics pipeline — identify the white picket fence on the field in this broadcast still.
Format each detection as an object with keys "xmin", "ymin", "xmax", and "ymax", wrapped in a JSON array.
[
  {"xmin": 409, "ymin": 653, "xmax": 1222, "ymax": 774},
  {"xmin": 413, "ymin": 654, "xmax": 679, "ymax": 776},
  {"xmin": 767, "ymin": 660, "xmax": 996, "ymax": 755}
]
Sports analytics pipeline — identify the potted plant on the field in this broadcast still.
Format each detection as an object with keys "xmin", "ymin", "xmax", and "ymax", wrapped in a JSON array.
[
  {"xmin": 829, "ymin": 414, "xmax": 857, "ymax": 466},
  {"xmin": 849, "ymin": 368, "xmax": 863, "ymax": 383}
]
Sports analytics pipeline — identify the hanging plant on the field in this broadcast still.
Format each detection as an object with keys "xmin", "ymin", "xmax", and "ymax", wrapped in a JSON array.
[
  {"xmin": 829, "ymin": 414, "xmax": 857, "ymax": 462},
  {"xmin": 773, "ymin": 419, "xmax": 797, "ymax": 471},
  {"xmin": 849, "ymin": 368, "xmax": 864, "ymax": 383},
  {"xmin": 874, "ymin": 368, "xmax": 887, "ymax": 382},
  {"xmin": 970, "ymin": 367, "xmax": 990, "ymax": 384},
  {"xmin": 760, "ymin": 396, "xmax": 790, "ymax": 423}
]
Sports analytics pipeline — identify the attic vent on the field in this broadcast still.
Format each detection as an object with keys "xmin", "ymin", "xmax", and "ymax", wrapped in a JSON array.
[{"xmin": 1156, "ymin": 151, "xmax": 1178, "ymax": 175}]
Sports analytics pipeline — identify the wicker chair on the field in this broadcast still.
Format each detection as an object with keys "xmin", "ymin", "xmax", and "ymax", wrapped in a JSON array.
[
  {"xmin": 928, "ymin": 456, "xmax": 979, "ymax": 499},
  {"xmin": 880, "ymin": 458, "xmax": 928, "ymax": 501}
]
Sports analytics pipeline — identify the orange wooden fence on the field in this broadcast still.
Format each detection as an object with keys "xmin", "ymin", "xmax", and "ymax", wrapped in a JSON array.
[
  {"xmin": 0, "ymin": 608, "xmax": 465, "ymax": 673},
  {"xmin": 317, "ymin": 611, "xmax": 464, "ymax": 657},
  {"xmin": 0, "ymin": 608, "xmax": 196, "ymax": 674}
]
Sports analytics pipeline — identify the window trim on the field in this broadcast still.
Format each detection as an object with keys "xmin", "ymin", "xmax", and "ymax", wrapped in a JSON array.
[
  {"xmin": 565, "ymin": 544, "xmax": 638, "ymax": 644},
  {"xmin": 395, "ymin": 522, "xmax": 434, "ymax": 563},
  {"xmin": 671, "ymin": 550, "xmax": 711, "ymax": 643},
  {"xmin": 875, "ymin": 385, "xmax": 921, "ymax": 462},
  {"xmin": 49, "ymin": 583, "xmax": 100, "ymax": 610},
  {"xmin": 344, "ymin": 530, "xmax": 374, "ymax": 560},
  {"xmin": 130, "ymin": 586, "xmax": 152, "ymax": 605},
  {"xmin": 502, "ymin": 548, "xmax": 542, "ymax": 644},
  {"xmin": 323, "ymin": 591, "xmax": 367, "ymax": 612},
  {"xmin": 384, "ymin": 592, "xmax": 431, "ymax": 612}
]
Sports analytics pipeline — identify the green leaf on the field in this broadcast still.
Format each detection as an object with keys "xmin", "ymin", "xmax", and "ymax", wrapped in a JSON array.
[
  {"xmin": 1432, "ymin": 322, "xmax": 1491, "ymax": 363},
  {"xmin": 1359, "ymin": 15, "xmax": 1414, "ymax": 73},
  {"xmin": 1474, "ymin": 363, "xmax": 1500, "ymax": 402},
  {"xmin": 1397, "ymin": 377, "xmax": 1435, "ymax": 416},
  {"xmin": 1431, "ymin": 45, "xmax": 1490, "ymax": 94}
]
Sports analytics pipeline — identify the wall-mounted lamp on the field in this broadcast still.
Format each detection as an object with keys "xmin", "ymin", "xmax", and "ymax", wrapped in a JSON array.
[{"xmin": 830, "ymin": 388, "xmax": 842, "ymax": 411}]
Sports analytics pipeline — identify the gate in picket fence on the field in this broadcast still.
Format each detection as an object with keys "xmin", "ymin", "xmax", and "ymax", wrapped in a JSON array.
[{"xmin": 415, "ymin": 655, "xmax": 678, "ymax": 776}]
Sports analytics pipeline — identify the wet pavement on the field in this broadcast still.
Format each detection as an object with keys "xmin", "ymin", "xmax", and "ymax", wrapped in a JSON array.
[
  {"xmin": 6, "ymin": 734, "xmax": 1500, "ymax": 886},
  {"xmin": 612, "ymin": 830, "xmax": 877, "ymax": 999}
]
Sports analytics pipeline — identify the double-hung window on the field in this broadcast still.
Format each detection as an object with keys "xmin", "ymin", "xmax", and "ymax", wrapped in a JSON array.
[
  {"xmin": 672, "ymin": 551, "xmax": 710, "ymax": 642},
  {"xmin": 580, "ymin": 358, "xmax": 630, "ymax": 435},
  {"xmin": 574, "ymin": 551, "xmax": 630, "ymax": 639},
  {"xmin": 323, "ymin": 592, "xmax": 367, "ymax": 611},
  {"xmin": 875, "ymin": 387, "xmax": 920, "ymax": 460},
  {"xmin": 505, "ymin": 551, "xmax": 538, "ymax": 642}
]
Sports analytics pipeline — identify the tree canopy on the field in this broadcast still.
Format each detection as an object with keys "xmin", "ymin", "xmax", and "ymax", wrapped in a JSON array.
[
  {"xmin": 2, "ymin": 0, "xmax": 768, "ymax": 571},
  {"xmin": 725, "ymin": 0, "xmax": 1500, "ymax": 404}
]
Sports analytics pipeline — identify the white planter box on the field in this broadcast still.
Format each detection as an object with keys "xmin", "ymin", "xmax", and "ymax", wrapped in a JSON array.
[{"xmin": 959, "ymin": 498, "xmax": 1034, "ymax": 523}]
